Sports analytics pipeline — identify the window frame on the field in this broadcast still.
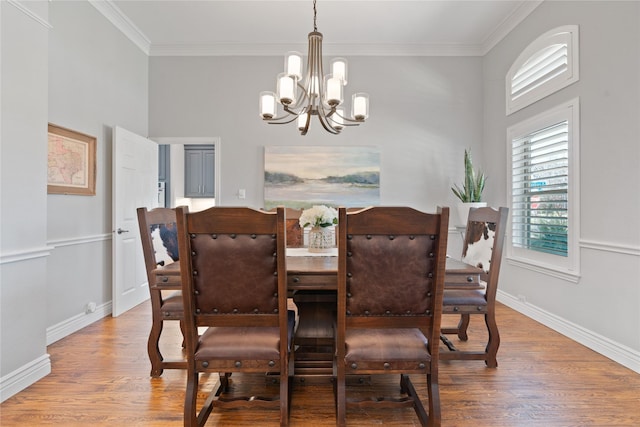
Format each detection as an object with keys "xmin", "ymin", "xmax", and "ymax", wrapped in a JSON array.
[
  {"xmin": 506, "ymin": 25, "xmax": 579, "ymax": 115},
  {"xmin": 506, "ymin": 98, "xmax": 580, "ymax": 282}
]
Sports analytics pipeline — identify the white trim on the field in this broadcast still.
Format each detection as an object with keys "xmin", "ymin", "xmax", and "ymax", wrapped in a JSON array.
[
  {"xmin": 48, "ymin": 233, "xmax": 112, "ymax": 248},
  {"xmin": 497, "ymin": 291, "xmax": 640, "ymax": 374},
  {"xmin": 580, "ymin": 239, "xmax": 640, "ymax": 257},
  {"xmin": 151, "ymin": 137, "xmax": 222, "ymax": 207},
  {"xmin": 7, "ymin": 0, "xmax": 52, "ymax": 29},
  {"xmin": 0, "ymin": 354, "xmax": 51, "ymax": 403},
  {"xmin": 46, "ymin": 301, "xmax": 112, "ymax": 345},
  {"xmin": 481, "ymin": 0, "xmax": 543, "ymax": 56},
  {"xmin": 92, "ymin": 0, "xmax": 540, "ymax": 58},
  {"xmin": 149, "ymin": 42, "xmax": 485, "ymax": 57},
  {"xmin": 506, "ymin": 257, "xmax": 580, "ymax": 283},
  {"xmin": 0, "ymin": 246, "xmax": 53, "ymax": 265},
  {"xmin": 152, "ymin": 137, "xmax": 219, "ymax": 145},
  {"xmin": 88, "ymin": 0, "xmax": 150, "ymax": 55},
  {"xmin": 506, "ymin": 98, "xmax": 580, "ymax": 279},
  {"xmin": 506, "ymin": 25, "xmax": 580, "ymax": 115},
  {"xmin": 0, "ymin": 235, "xmax": 112, "ymax": 264}
]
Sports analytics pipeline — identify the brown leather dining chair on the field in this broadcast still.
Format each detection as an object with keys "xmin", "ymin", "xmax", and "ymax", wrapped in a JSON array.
[
  {"xmin": 136, "ymin": 207, "xmax": 186, "ymax": 377},
  {"xmin": 335, "ymin": 206, "xmax": 450, "ymax": 427},
  {"xmin": 176, "ymin": 206, "xmax": 294, "ymax": 426},
  {"xmin": 440, "ymin": 206, "xmax": 508, "ymax": 368},
  {"xmin": 283, "ymin": 207, "xmax": 304, "ymax": 247}
]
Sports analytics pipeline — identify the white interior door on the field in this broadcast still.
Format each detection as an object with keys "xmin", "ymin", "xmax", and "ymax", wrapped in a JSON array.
[{"xmin": 112, "ymin": 126, "xmax": 158, "ymax": 317}]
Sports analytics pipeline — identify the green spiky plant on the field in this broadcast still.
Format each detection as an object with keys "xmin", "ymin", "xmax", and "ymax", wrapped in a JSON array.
[{"xmin": 451, "ymin": 149, "xmax": 486, "ymax": 202}]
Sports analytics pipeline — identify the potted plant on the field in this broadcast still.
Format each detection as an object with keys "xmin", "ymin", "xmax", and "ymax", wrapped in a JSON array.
[{"xmin": 451, "ymin": 149, "xmax": 487, "ymax": 226}]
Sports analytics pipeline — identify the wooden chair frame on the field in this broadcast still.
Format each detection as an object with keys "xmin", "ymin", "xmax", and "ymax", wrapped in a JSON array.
[
  {"xmin": 176, "ymin": 206, "xmax": 293, "ymax": 426},
  {"xmin": 440, "ymin": 206, "xmax": 508, "ymax": 367},
  {"xmin": 335, "ymin": 206, "xmax": 449, "ymax": 427},
  {"xmin": 137, "ymin": 207, "xmax": 186, "ymax": 377}
]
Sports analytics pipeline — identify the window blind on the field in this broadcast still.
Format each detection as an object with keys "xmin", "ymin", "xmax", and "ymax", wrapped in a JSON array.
[
  {"xmin": 511, "ymin": 43, "xmax": 568, "ymax": 101},
  {"xmin": 511, "ymin": 120, "xmax": 569, "ymax": 257}
]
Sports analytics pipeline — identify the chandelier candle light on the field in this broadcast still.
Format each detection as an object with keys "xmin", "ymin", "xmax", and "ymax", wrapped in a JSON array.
[{"xmin": 259, "ymin": 0, "xmax": 369, "ymax": 135}]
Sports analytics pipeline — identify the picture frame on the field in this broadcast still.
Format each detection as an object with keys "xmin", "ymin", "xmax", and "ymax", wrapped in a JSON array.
[
  {"xmin": 47, "ymin": 123, "xmax": 96, "ymax": 196},
  {"xmin": 264, "ymin": 145, "xmax": 380, "ymax": 210}
]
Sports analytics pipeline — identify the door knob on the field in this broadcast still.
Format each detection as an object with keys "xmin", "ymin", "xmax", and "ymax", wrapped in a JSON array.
[{"xmin": 117, "ymin": 228, "xmax": 129, "ymax": 234}]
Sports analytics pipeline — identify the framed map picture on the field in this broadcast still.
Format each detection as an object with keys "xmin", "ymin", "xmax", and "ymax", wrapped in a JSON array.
[{"xmin": 47, "ymin": 124, "xmax": 96, "ymax": 195}]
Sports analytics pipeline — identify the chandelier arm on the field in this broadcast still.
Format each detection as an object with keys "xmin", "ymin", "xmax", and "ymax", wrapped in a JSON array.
[
  {"xmin": 315, "ymin": 102, "xmax": 340, "ymax": 134},
  {"xmin": 259, "ymin": 0, "xmax": 368, "ymax": 135},
  {"xmin": 296, "ymin": 82, "xmax": 309, "ymax": 105},
  {"xmin": 318, "ymin": 102, "xmax": 347, "ymax": 132},
  {"xmin": 333, "ymin": 109, "xmax": 364, "ymax": 124},
  {"xmin": 264, "ymin": 107, "xmax": 297, "ymax": 122},
  {"xmin": 317, "ymin": 113, "xmax": 340, "ymax": 134},
  {"xmin": 266, "ymin": 115, "xmax": 299, "ymax": 125},
  {"xmin": 300, "ymin": 110, "xmax": 312, "ymax": 136}
]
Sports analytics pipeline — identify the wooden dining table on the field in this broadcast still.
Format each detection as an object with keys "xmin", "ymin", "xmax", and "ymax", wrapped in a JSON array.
[{"xmin": 152, "ymin": 248, "xmax": 483, "ymax": 381}]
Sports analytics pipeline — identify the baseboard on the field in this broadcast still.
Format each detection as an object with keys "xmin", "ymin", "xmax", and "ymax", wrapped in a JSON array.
[
  {"xmin": 0, "ymin": 354, "xmax": 51, "ymax": 402},
  {"xmin": 497, "ymin": 290, "xmax": 640, "ymax": 374},
  {"xmin": 46, "ymin": 301, "xmax": 112, "ymax": 346}
]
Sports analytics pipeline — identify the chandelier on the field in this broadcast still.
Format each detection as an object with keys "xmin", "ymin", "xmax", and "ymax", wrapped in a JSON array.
[{"xmin": 259, "ymin": 0, "xmax": 369, "ymax": 135}]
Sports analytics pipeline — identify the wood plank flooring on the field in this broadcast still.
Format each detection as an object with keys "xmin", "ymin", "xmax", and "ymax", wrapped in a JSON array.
[{"xmin": 1, "ymin": 302, "xmax": 639, "ymax": 426}]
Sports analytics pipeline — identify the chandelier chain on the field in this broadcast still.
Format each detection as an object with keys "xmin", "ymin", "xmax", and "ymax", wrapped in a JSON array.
[{"xmin": 313, "ymin": 0, "xmax": 317, "ymax": 32}]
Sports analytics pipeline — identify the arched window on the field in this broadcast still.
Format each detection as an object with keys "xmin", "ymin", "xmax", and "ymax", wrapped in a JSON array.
[{"xmin": 506, "ymin": 25, "xmax": 579, "ymax": 115}]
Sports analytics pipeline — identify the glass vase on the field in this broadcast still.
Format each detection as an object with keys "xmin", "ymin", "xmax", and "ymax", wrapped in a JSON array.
[{"xmin": 308, "ymin": 226, "xmax": 335, "ymax": 253}]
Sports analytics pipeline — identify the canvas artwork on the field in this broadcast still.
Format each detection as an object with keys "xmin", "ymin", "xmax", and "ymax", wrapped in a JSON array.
[{"xmin": 264, "ymin": 146, "xmax": 380, "ymax": 210}]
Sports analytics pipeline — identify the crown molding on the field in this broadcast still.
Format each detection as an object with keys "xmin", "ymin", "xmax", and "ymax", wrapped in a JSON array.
[
  {"xmin": 94, "ymin": 0, "xmax": 542, "ymax": 58},
  {"xmin": 149, "ymin": 42, "xmax": 484, "ymax": 57},
  {"xmin": 7, "ymin": 0, "xmax": 52, "ymax": 29},
  {"xmin": 88, "ymin": 0, "xmax": 150, "ymax": 55},
  {"xmin": 480, "ymin": 0, "xmax": 544, "ymax": 55}
]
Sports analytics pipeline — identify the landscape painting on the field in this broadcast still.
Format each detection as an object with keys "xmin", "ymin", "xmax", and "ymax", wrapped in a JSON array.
[{"xmin": 264, "ymin": 146, "xmax": 380, "ymax": 210}]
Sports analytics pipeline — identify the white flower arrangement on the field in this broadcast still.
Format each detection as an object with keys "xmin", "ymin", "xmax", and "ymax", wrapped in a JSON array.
[{"xmin": 299, "ymin": 205, "xmax": 338, "ymax": 228}]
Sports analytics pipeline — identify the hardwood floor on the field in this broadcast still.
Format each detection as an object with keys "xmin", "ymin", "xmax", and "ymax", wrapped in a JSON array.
[{"xmin": 2, "ymin": 301, "xmax": 639, "ymax": 426}]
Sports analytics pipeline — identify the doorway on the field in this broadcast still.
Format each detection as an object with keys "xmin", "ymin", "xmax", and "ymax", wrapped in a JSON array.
[{"xmin": 152, "ymin": 137, "xmax": 221, "ymax": 210}]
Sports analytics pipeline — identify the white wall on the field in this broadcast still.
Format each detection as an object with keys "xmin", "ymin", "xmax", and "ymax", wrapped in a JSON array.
[
  {"xmin": 0, "ymin": 0, "xmax": 51, "ymax": 401},
  {"xmin": 148, "ymin": 55, "xmax": 485, "ymax": 213},
  {"xmin": 483, "ymin": 0, "xmax": 640, "ymax": 369},
  {"xmin": 3, "ymin": 0, "xmax": 637, "ymax": 402},
  {"xmin": 45, "ymin": 0, "xmax": 149, "ymax": 334},
  {"xmin": 1, "ymin": 0, "xmax": 149, "ymax": 401}
]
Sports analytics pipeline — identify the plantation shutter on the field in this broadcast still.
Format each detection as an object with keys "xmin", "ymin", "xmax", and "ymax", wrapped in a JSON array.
[
  {"xmin": 511, "ymin": 120, "xmax": 569, "ymax": 256},
  {"xmin": 511, "ymin": 43, "xmax": 568, "ymax": 101}
]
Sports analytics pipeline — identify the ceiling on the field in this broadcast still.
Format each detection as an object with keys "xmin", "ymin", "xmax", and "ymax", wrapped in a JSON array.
[{"xmin": 96, "ymin": 0, "xmax": 542, "ymax": 56}]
